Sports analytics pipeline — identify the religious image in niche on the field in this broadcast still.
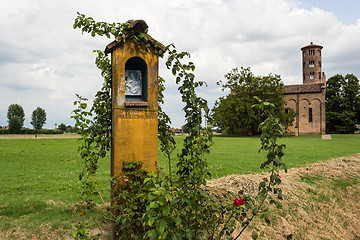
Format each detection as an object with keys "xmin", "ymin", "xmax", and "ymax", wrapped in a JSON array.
[{"xmin": 125, "ymin": 70, "xmax": 142, "ymax": 96}]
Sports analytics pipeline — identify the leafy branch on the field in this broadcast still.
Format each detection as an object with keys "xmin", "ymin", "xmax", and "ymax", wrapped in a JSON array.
[
  {"xmin": 233, "ymin": 97, "xmax": 287, "ymax": 239},
  {"xmin": 165, "ymin": 44, "xmax": 213, "ymax": 185}
]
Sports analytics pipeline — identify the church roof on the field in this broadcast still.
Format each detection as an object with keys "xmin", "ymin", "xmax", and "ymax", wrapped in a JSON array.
[{"xmin": 284, "ymin": 83, "xmax": 324, "ymax": 94}]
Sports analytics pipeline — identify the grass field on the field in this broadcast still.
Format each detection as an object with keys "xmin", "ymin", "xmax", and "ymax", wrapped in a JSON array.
[
  {"xmin": 0, "ymin": 138, "xmax": 106, "ymax": 237},
  {"xmin": 0, "ymin": 134, "xmax": 359, "ymax": 237},
  {"xmin": 159, "ymin": 134, "xmax": 360, "ymax": 178},
  {"xmin": 204, "ymin": 134, "xmax": 360, "ymax": 178}
]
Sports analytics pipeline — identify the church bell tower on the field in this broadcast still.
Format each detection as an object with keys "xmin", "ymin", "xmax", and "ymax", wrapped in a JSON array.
[{"xmin": 301, "ymin": 42, "xmax": 324, "ymax": 84}]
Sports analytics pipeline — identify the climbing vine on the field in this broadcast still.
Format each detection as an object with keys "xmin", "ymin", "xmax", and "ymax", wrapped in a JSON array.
[{"xmin": 72, "ymin": 13, "xmax": 286, "ymax": 239}]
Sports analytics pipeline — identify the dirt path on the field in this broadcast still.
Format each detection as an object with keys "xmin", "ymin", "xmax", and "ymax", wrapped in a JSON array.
[{"xmin": 0, "ymin": 134, "xmax": 80, "ymax": 139}]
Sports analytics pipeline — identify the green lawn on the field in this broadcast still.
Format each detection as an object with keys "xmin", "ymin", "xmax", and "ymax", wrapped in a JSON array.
[
  {"xmin": 0, "ymin": 138, "xmax": 109, "ymax": 235},
  {"xmin": 158, "ymin": 134, "xmax": 360, "ymax": 178},
  {"xmin": 207, "ymin": 134, "xmax": 360, "ymax": 178},
  {"xmin": 0, "ymin": 134, "xmax": 359, "ymax": 236},
  {"xmin": 0, "ymin": 138, "xmax": 109, "ymax": 205}
]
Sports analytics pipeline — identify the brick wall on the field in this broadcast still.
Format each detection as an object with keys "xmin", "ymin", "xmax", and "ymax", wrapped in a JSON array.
[{"xmin": 284, "ymin": 86, "xmax": 326, "ymax": 135}]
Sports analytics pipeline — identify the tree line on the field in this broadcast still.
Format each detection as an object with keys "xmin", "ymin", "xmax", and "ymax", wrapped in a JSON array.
[
  {"xmin": 2, "ymin": 104, "xmax": 78, "ymax": 136},
  {"xmin": 211, "ymin": 68, "xmax": 360, "ymax": 134},
  {"xmin": 5, "ymin": 104, "xmax": 47, "ymax": 135},
  {"xmin": 326, "ymin": 74, "xmax": 360, "ymax": 133},
  {"xmin": 57, "ymin": 123, "xmax": 78, "ymax": 133}
]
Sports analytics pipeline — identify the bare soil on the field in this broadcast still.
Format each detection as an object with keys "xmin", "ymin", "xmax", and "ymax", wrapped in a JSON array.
[{"xmin": 1, "ymin": 154, "xmax": 359, "ymax": 239}]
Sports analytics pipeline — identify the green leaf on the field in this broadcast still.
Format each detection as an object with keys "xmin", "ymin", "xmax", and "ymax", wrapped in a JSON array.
[
  {"xmin": 252, "ymin": 230, "xmax": 258, "ymax": 239},
  {"xmin": 270, "ymin": 199, "xmax": 279, "ymax": 208},
  {"xmin": 149, "ymin": 201, "xmax": 158, "ymax": 209},
  {"xmin": 162, "ymin": 205, "xmax": 171, "ymax": 216},
  {"xmin": 150, "ymin": 231, "xmax": 158, "ymax": 240},
  {"xmin": 265, "ymin": 214, "xmax": 271, "ymax": 224},
  {"xmin": 148, "ymin": 217, "xmax": 155, "ymax": 227},
  {"xmin": 175, "ymin": 216, "xmax": 181, "ymax": 225}
]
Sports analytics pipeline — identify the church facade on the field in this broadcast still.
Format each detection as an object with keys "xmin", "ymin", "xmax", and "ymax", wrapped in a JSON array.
[{"xmin": 284, "ymin": 42, "xmax": 326, "ymax": 135}]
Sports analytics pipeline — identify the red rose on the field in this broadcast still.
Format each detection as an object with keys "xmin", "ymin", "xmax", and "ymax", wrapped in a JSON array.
[{"xmin": 233, "ymin": 198, "xmax": 245, "ymax": 206}]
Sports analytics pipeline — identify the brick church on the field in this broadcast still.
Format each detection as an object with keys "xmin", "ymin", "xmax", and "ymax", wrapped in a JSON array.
[{"xmin": 284, "ymin": 42, "xmax": 326, "ymax": 135}]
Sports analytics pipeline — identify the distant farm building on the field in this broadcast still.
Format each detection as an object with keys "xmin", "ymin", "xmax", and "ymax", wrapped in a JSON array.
[{"xmin": 170, "ymin": 128, "xmax": 183, "ymax": 134}]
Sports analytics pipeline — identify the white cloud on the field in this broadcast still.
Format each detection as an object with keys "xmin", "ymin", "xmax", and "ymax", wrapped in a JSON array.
[{"xmin": 0, "ymin": 0, "xmax": 360, "ymax": 129}]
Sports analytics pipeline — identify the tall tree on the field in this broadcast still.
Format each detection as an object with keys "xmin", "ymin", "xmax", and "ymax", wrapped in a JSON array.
[
  {"xmin": 31, "ymin": 107, "xmax": 47, "ymax": 137},
  {"xmin": 58, "ymin": 123, "xmax": 67, "ymax": 132},
  {"xmin": 326, "ymin": 74, "xmax": 360, "ymax": 133},
  {"xmin": 212, "ymin": 67, "xmax": 295, "ymax": 135},
  {"xmin": 343, "ymin": 74, "xmax": 360, "ymax": 125},
  {"xmin": 7, "ymin": 104, "xmax": 25, "ymax": 134}
]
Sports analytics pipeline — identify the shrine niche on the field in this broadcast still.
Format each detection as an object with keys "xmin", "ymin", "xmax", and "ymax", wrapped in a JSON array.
[{"xmin": 125, "ymin": 56, "xmax": 148, "ymax": 107}]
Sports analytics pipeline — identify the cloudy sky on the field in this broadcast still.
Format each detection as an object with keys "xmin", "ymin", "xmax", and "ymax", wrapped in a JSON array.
[{"xmin": 1, "ymin": 0, "xmax": 360, "ymax": 129}]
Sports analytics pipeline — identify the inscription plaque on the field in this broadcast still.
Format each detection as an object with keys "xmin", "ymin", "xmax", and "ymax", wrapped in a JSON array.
[{"xmin": 116, "ymin": 110, "xmax": 157, "ymax": 119}]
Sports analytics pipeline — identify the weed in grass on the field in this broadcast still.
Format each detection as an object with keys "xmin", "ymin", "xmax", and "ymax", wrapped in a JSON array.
[
  {"xmin": 303, "ymin": 201, "xmax": 318, "ymax": 213},
  {"xmin": 0, "ymin": 200, "xmax": 47, "ymax": 218},
  {"xmin": 316, "ymin": 191, "xmax": 332, "ymax": 203},
  {"xmin": 331, "ymin": 178, "xmax": 359, "ymax": 191},
  {"xmin": 299, "ymin": 175, "xmax": 324, "ymax": 184},
  {"xmin": 278, "ymin": 209, "xmax": 287, "ymax": 218},
  {"xmin": 265, "ymin": 210, "xmax": 280, "ymax": 226},
  {"xmin": 323, "ymin": 209, "xmax": 330, "ymax": 223},
  {"xmin": 296, "ymin": 226, "xmax": 310, "ymax": 240},
  {"xmin": 286, "ymin": 207, "xmax": 297, "ymax": 218}
]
